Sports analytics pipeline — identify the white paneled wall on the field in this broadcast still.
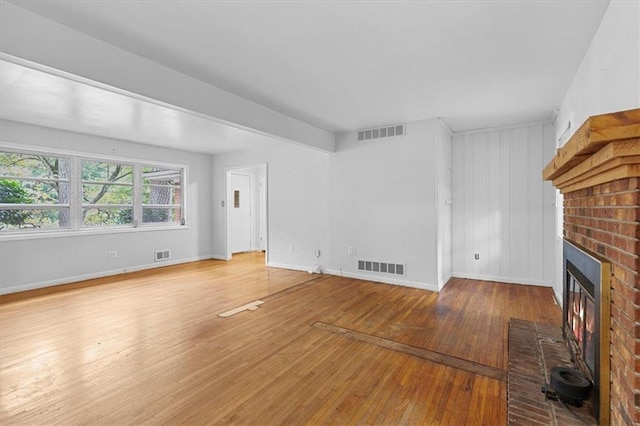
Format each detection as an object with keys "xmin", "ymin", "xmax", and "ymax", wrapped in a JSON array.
[
  {"xmin": 436, "ymin": 122, "xmax": 453, "ymax": 289},
  {"xmin": 452, "ymin": 122, "xmax": 556, "ymax": 286}
]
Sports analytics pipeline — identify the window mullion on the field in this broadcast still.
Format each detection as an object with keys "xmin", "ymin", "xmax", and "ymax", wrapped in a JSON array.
[
  {"xmin": 71, "ymin": 157, "xmax": 82, "ymax": 230},
  {"xmin": 133, "ymin": 164, "xmax": 142, "ymax": 227},
  {"xmin": 180, "ymin": 168, "xmax": 186, "ymax": 226}
]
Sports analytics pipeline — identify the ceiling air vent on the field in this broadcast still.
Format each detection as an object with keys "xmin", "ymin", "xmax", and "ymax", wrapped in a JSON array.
[{"xmin": 357, "ymin": 123, "xmax": 405, "ymax": 141}]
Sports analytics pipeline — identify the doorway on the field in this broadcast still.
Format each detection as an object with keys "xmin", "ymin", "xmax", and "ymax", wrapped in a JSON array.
[{"xmin": 226, "ymin": 164, "xmax": 267, "ymax": 260}]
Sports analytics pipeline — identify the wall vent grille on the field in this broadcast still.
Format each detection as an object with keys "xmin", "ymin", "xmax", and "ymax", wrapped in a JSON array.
[
  {"xmin": 357, "ymin": 260, "xmax": 405, "ymax": 276},
  {"xmin": 357, "ymin": 123, "xmax": 405, "ymax": 141},
  {"xmin": 155, "ymin": 250, "xmax": 171, "ymax": 262}
]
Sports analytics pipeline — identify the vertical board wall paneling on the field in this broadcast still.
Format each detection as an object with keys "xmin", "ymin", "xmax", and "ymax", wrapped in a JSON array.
[
  {"xmin": 509, "ymin": 126, "xmax": 530, "ymax": 280},
  {"xmin": 451, "ymin": 135, "xmax": 465, "ymax": 275},
  {"xmin": 526, "ymin": 125, "xmax": 544, "ymax": 282},
  {"xmin": 471, "ymin": 132, "xmax": 488, "ymax": 276},
  {"xmin": 487, "ymin": 130, "xmax": 501, "ymax": 279},
  {"xmin": 452, "ymin": 122, "xmax": 555, "ymax": 287},
  {"xmin": 499, "ymin": 128, "xmax": 512, "ymax": 278},
  {"xmin": 436, "ymin": 121, "xmax": 453, "ymax": 288},
  {"xmin": 542, "ymin": 124, "xmax": 557, "ymax": 286}
]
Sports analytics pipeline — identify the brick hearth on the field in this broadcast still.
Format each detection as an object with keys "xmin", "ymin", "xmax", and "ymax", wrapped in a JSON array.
[{"xmin": 508, "ymin": 318, "xmax": 596, "ymax": 425}]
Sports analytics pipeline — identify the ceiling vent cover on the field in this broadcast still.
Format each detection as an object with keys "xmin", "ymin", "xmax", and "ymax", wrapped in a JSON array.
[{"xmin": 357, "ymin": 123, "xmax": 405, "ymax": 141}]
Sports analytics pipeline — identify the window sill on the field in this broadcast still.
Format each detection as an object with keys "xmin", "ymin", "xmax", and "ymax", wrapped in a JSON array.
[{"xmin": 0, "ymin": 225, "xmax": 189, "ymax": 241}]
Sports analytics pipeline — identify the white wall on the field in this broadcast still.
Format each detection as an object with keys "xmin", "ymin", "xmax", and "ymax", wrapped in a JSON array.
[
  {"xmin": 211, "ymin": 138, "xmax": 330, "ymax": 271},
  {"xmin": 329, "ymin": 119, "xmax": 450, "ymax": 291},
  {"xmin": 553, "ymin": 0, "xmax": 640, "ymax": 303},
  {"xmin": 0, "ymin": 119, "xmax": 213, "ymax": 294},
  {"xmin": 557, "ymin": 0, "xmax": 640, "ymax": 136},
  {"xmin": 452, "ymin": 122, "xmax": 556, "ymax": 287},
  {"xmin": 436, "ymin": 122, "xmax": 453, "ymax": 289}
]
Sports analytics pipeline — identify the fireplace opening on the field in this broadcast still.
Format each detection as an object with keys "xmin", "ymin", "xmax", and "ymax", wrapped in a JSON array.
[
  {"xmin": 567, "ymin": 262, "xmax": 596, "ymax": 375},
  {"xmin": 563, "ymin": 240, "xmax": 611, "ymax": 424}
]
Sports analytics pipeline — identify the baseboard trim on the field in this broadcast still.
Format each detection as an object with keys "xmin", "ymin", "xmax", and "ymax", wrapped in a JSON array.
[
  {"xmin": 438, "ymin": 273, "xmax": 453, "ymax": 290},
  {"xmin": 450, "ymin": 272, "xmax": 553, "ymax": 287},
  {"xmin": 266, "ymin": 263, "xmax": 439, "ymax": 292},
  {"xmin": 325, "ymin": 269, "xmax": 439, "ymax": 292},
  {"xmin": 1, "ymin": 255, "xmax": 216, "ymax": 295},
  {"xmin": 266, "ymin": 262, "xmax": 312, "ymax": 273},
  {"xmin": 210, "ymin": 254, "xmax": 230, "ymax": 261},
  {"xmin": 553, "ymin": 288, "xmax": 562, "ymax": 307}
]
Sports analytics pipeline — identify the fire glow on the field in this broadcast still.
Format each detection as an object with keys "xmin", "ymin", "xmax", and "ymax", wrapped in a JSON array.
[{"xmin": 568, "ymin": 276, "xmax": 596, "ymax": 375}]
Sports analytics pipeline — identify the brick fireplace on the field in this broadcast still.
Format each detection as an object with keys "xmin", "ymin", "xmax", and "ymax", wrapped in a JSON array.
[{"xmin": 544, "ymin": 108, "xmax": 640, "ymax": 425}]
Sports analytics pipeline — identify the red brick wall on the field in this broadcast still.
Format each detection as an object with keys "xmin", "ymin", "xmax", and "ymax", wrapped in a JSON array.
[{"xmin": 564, "ymin": 177, "xmax": 640, "ymax": 425}]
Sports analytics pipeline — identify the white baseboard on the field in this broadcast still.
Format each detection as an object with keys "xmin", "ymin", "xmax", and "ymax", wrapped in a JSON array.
[
  {"xmin": 266, "ymin": 262, "xmax": 312, "ymax": 273},
  {"xmin": 266, "ymin": 263, "xmax": 439, "ymax": 292},
  {"xmin": 438, "ymin": 273, "xmax": 453, "ymax": 290},
  {"xmin": 1, "ymin": 255, "xmax": 215, "ymax": 295},
  {"xmin": 210, "ymin": 254, "xmax": 230, "ymax": 261},
  {"xmin": 450, "ymin": 272, "xmax": 553, "ymax": 287},
  {"xmin": 325, "ymin": 269, "xmax": 439, "ymax": 292}
]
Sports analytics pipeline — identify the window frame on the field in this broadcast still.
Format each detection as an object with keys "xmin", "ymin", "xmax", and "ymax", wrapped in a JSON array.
[
  {"xmin": 140, "ymin": 165, "xmax": 184, "ymax": 227},
  {"xmin": 80, "ymin": 157, "xmax": 135, "ymax": 229},
  {"xmin": 1, "ymin": 143, "xmax": 188, "ymax": 239},
  {"xmin": 0, "ymin": 150, "xmax": 74, "ymax": 231}
]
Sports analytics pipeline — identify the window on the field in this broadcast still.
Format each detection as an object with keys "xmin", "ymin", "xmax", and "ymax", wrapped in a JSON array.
[
  {"xmin": 82, "ymin": 160, "xmax": 134, "ymax": 227},
  {"xmin": 142, "ymin": 166, "xmax": 182, "ymax": 225},
  {"xmin": 0, "ymin": 147, "xmax": 187, "ymax": 235},
  {"xmin": 0, "ymin": 152, "xmax": 71, "ymax": 230}
]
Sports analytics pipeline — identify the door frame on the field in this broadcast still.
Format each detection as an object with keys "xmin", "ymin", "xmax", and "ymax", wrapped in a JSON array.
[
  {"xmin": 224, "ymin": 163, "xmax": 268, "ymax": 263},
  {"xmin": 228, "ymin": 171, "xmax": 253, "ymax": 255}
]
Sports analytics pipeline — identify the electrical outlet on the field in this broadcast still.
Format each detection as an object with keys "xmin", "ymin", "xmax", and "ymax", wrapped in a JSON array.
[
  {"xmin": 314, "ymin": 249, "xmax": 321, "ymax": 257},
  {"xmin": 474, "ymin": 253, "xmax": 479, "ymax": 260},
  {"xmin": 108, "ymin": 250, "xmax": 118, "ymax": 259},
  {"xmin": 347, "ymin": 246, "xmax": 356, "ymax": 255},
  {"xmin": 289, "ymin": 245, "xmax": 295, "ymax": 253}
]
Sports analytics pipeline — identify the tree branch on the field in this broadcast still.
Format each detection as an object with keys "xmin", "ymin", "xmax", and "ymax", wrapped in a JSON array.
[{"xmin": 87, "ymin": 164, "xmax": 123, "ymax": 205}]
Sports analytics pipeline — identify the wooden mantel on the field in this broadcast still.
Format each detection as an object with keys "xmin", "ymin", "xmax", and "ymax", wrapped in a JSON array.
[{"xmin": 543, "ymin": 108, "xmax": 640, "ymax": 192}]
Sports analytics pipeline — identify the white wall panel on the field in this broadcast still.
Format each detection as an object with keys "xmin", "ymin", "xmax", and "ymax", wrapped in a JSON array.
[
  {"xmin": 452, "ymin": 122, "xmax": 555, "ymax": 286},
  {"xmin": 436, "ymin": 121, "xmax": 453, "ymax": 289}
]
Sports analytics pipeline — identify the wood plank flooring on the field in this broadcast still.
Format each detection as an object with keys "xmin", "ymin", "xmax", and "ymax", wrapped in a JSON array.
[
  {"xmin": 311, "ymin": 322, "xmax": 505, "ymax": 381},
  {"xmin": 0, "ymin": 252, "xmax": 561, "ymax": 425}
]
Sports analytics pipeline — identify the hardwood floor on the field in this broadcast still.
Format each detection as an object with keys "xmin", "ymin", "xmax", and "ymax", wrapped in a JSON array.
[{"xmin": 0, "ymin": 252, "xmax": 561, "ymax": 425}]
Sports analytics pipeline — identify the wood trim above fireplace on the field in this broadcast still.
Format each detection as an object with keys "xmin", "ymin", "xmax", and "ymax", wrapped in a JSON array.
[{"xmin": 543, "ymin": 108, "xmax": 640, "ymax": 191}]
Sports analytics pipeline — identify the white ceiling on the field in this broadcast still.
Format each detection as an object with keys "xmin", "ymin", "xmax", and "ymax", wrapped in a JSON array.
[
  {"xmin": 0, "ymin": 60, "xmax": 279, "ymax": 154},
  {"xmin": 2, "ymin": 0, "xmax": 610, "ymax": 150}
]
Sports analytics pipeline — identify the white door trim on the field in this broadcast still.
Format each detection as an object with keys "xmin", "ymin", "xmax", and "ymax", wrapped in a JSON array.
[{"xmin": 224, "ymin": 163, "xmax": 268, "ymax": 263}]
